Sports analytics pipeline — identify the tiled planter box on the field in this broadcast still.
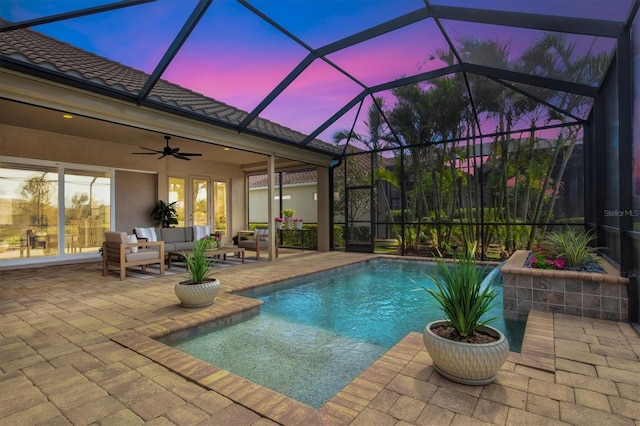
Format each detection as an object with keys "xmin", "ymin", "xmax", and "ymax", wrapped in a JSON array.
[{"xmin": 501, "ymin": 250, "xmax": 629, "ymax": 321}]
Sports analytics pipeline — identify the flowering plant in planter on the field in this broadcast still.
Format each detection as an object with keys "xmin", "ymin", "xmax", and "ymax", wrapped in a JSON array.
[
  {"xmin": 200, "ymin": 234, "xmax": 221, "ymax": 249},
  {"xmin": 528, "ymin": 229, "xmax": 602, "ymax": 272},
  {"xmin": 274, "ymin": 217, "xmax": 284, "ymax": 222},
  {"xmin": 292, "ymin": 218, "xmax": 303, "ymax": 222},
  {"xmin": 530, "ymin": 245, "xmax": 565, "ymax": 270}
]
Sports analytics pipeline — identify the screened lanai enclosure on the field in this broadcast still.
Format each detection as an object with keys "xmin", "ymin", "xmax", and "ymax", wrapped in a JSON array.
[{"xmin": 1, "ymin": 0, "xmax": 639, "ymax": 323}]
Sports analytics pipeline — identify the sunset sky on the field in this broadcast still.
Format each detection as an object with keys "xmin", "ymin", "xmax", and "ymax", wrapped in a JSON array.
[{"xmin": 0, "ymin": 0, "xmax": 632, "ymax": 145}]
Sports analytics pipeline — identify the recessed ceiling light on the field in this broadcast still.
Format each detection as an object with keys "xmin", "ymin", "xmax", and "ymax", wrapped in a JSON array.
[
  {"xmin": 223, "ymin": 147, "xmax": 230, "ymax": 151},
  {"xmin": 62, "ymin": 114, "xmax": 73, "ymax": 119}
]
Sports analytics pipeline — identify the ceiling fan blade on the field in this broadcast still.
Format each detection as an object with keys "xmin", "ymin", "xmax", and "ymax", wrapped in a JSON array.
[
  {"xmin": 133, "ymin": 146, "xmax": 163, "ymax": 154},
  {"xmin": 132, "ymin": 152, "xmax": 160, "ymax": 155},
  {"xmin": 173, "ymin": 154, "xmax": 191, "ymax": 160},
  {"xmin": 158, "ymin": 154, "xmax": 167, "ymax": 160},
  {"xmin": 177, "ymin": 152, "xmax": 202, "ymax": 157}
]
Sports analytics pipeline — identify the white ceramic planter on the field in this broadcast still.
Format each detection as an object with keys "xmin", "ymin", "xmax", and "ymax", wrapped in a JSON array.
[
  {"xmin": 174, "ymin": 278, "xmax": 221, "ymax": 308},
  {"xmin": 423, "ymin": 320, "xmax": 509, "ymax": 385}
]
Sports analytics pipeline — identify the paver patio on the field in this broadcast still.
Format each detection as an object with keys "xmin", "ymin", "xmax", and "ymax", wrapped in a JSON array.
[{"xmin": 1, "ymin": 251, "xmax": 638, "ymax": 425}]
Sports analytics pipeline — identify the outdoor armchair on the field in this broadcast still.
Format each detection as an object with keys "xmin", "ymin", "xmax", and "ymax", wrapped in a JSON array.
[
  {"xmin": 102, "ymin": 231, "xmax": 165, "ymax": 280},
  {"xmin": 236, "ymin": 227, "xmax": 278, "ymax": 260}
]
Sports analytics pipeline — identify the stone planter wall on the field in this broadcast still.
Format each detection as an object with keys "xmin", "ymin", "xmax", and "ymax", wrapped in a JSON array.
[{"xmin": 501, "ymin": 250, "xmax": 629, "ymax": 321}]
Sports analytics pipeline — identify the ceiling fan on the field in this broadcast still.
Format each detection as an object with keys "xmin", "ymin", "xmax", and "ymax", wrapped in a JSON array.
[{"xmin": 132, "ymin": 135, "xmax": 202, "ymax": 160}]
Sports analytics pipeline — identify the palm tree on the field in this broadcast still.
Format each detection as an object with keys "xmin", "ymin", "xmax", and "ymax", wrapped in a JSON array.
[
  {"xmin": 333, "ymin": 96, "xmax": 391, "ymax": 246},
  {"xmin": 435, "ymin": 37, "xmax": 538, "ymax": 256},
  {"xmin": 385, "ymin": 78, "xmax": 468, "ymax": 254},
  {"xmin": 518, "ymin": 33, "xmax": 610, "ymax": 245}
]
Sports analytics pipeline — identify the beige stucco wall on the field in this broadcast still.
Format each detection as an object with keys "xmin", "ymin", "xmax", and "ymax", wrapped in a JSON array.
[
  {"xmin": 0, "ymin": 124, "xmax": 249, "ymax": 243},
  {"xmin": 0, "ymin": 70, "xmax": 335, "ymax": 260}
]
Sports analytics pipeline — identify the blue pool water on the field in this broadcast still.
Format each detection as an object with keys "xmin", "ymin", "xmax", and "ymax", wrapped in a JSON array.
[{"xmin": 166, "ymin": 259, "xmax": 525, "ymax": 408}]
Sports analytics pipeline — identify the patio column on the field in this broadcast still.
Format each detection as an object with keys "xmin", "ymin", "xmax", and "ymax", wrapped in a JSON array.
[
  {"xmin": 316, "ymin": 166, "xmax": 330, "ymax": 252},
  {"xmin": 267, "ymin": 154, "xmax": 276, "ymax": 260}
]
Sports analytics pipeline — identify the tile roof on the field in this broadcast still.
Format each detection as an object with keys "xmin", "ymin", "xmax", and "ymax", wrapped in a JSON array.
[
  {"xmin": 0, "ymin": 24, "xmax": 342, "ymax": 155},
  {"xmin": 248, "ymin": 170, "xmax": 318, "ymax": 188}
]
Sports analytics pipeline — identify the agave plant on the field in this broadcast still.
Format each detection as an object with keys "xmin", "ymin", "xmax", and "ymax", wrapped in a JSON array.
[
  {"xmin": 424, "ymin": 248, "xmax": 498, "ymax": 338},
  {"xmin": 544, "ymin": 229, "xmax": 600, "ymax": 268}
]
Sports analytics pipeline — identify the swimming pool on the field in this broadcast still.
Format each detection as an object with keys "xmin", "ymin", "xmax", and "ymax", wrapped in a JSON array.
[{"xmin": 164, "ymin": 259, "xmax": 525, "ymax": 408}]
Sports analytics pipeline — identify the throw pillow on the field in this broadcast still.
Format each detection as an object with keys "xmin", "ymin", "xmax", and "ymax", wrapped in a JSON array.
[
  {"xmin": 135, "ymin": 227, "xmax": 157, "ymax": 242},
  {"xmin": 193, "ymin": 225, "xmax": 210, "ymax": 241},
  {"xmin": 126, "ymin": 234, "xmax": 139, "ymax": 253}
]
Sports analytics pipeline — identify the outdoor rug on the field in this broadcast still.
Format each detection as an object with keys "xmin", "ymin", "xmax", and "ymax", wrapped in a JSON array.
[
  {"xmin": 103, "ymin": 254, "xmax": 260, "ymax": 280},
  {"xmin": 167, "ymin": 254, "xmax": 259, "ymax": 270},
  {"xmin": 100, "ymin": 265, "xmax": 179, "ymax": 280}
]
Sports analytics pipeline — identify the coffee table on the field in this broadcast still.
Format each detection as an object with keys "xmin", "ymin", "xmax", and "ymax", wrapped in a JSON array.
[{"xmin": 167, "ymin": 246, "xmax": 245, "ymax": 268}]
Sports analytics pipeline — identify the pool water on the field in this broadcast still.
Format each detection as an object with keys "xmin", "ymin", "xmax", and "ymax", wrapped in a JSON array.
[{"xmin": 166, "ymin": 259, "xmax": 525, "ymax": 408}]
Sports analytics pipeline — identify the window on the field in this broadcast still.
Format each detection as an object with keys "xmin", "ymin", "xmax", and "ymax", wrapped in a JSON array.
[
  {"xmin": 169, "ymin": 177, "xmax": 186, "ymax": 227},
  {"xmin": 214, "ymin": 181, "xmax": 227, "ymax": 237},
  {"xmin": 64, "ymin": 169, "xmax": 110, "ymax": 254},
  {"xmin": 0, "ymin": 159, "xmax": 111, "ymax": 264}
]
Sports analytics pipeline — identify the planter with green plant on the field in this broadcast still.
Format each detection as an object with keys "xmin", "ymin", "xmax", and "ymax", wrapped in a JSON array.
[
  {"xmin": 527, "ymin": 229, "xmax": 604, "ymax": 273},
  {"xmin": 422, "ymin": 247, "xmax": 509, "ymax": 385},
  {"xmin": 151, "ymin": 200, "xmax": 179, "ymax": 228},
  {"xmin": 501, "ymin": 228, "xmax": 627, "ymax": 321},
  {"xmin": 282, "ymin": 208, "xmax": 295, "ymax": 229},
  {"xmin": 174, "ymin": 237, "xmax": 220, "ymax": 308}
]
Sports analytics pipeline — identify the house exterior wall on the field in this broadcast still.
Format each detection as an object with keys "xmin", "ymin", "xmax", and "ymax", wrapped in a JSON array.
[
  {"xmin": 249, "ymin": 184, "xmax": 318, "ymax": 223},
  {"xmin": 0, "ymin": 123, "xmax": 248, "ymax": 259}
]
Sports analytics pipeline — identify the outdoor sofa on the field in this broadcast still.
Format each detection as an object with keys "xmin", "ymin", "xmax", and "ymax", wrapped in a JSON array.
[{"xmin": 134, "ymin": 226, "xmax": 214, "ymax": 252}]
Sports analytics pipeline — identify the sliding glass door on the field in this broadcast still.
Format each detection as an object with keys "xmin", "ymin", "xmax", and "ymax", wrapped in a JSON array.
[
  {"xmin": 0, "ymin": 159, "xmax": 111, "ymax": 264},
  {"xmin": 64, "ymin": 169, "xmax": 110, "ymax": 254}
]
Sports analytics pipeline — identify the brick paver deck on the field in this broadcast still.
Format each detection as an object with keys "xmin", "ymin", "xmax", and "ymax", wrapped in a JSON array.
[{"xmin": 1, "ymin": 251, "xmax": 638, "ymax": 425}]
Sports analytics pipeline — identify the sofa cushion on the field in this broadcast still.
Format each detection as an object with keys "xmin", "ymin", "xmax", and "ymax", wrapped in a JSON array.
[
  {"xmin": 104, "ymin": 232, "xmax": 133, "ymax": 254},
  {"xmin": 193, "ymin": 225, "xmax": 210, "ymax": 241},
  {"xmin": 161, "ymin": 227, "xmax": 188, "ymax": 243},
  {"xmin": 125, "ymin": 249, "xmax": 161, "ymax": 263},
  {"xmin": 171, "ymin": 241, "xmax": 196, "ymax": 251},
  {"xmin": 126, "ymin": 234, "xmax": 139, "ymax": 253},
  {"xmin": 105, "ymin": 232, "xmax": 127, "ymax": 243},
  {"xmin": 135, "ymin": 227, "xmax": 157, "ymax": 242}
]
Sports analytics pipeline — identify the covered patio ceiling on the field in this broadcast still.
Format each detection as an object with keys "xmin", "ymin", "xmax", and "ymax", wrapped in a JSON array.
[{"xmin": 1, "ymin": 0, "xmax": 638, "ymax": 156}]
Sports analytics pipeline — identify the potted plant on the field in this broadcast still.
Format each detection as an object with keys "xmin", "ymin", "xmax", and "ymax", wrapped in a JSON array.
[
  {"xmin": 151, "ymin": 200, "xmax": 178, "ymax": 228},
  {"xmin": 282, "ymin": 208, "xmax": 295, "ymax": 229},
  {"xmin": 293, "ymin": 217, "xmax": 304, "ymax": 230},
  {"xmin": 422, "ymin": 247, "xmax": 509, "ymax": 385},
  {"xmin": 174, "ymin": 237, "xmax": 221, "ymax": 308},
  {"xmin": 274, "ymin": 217, "xmax": 285, "ymax": 229}
]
